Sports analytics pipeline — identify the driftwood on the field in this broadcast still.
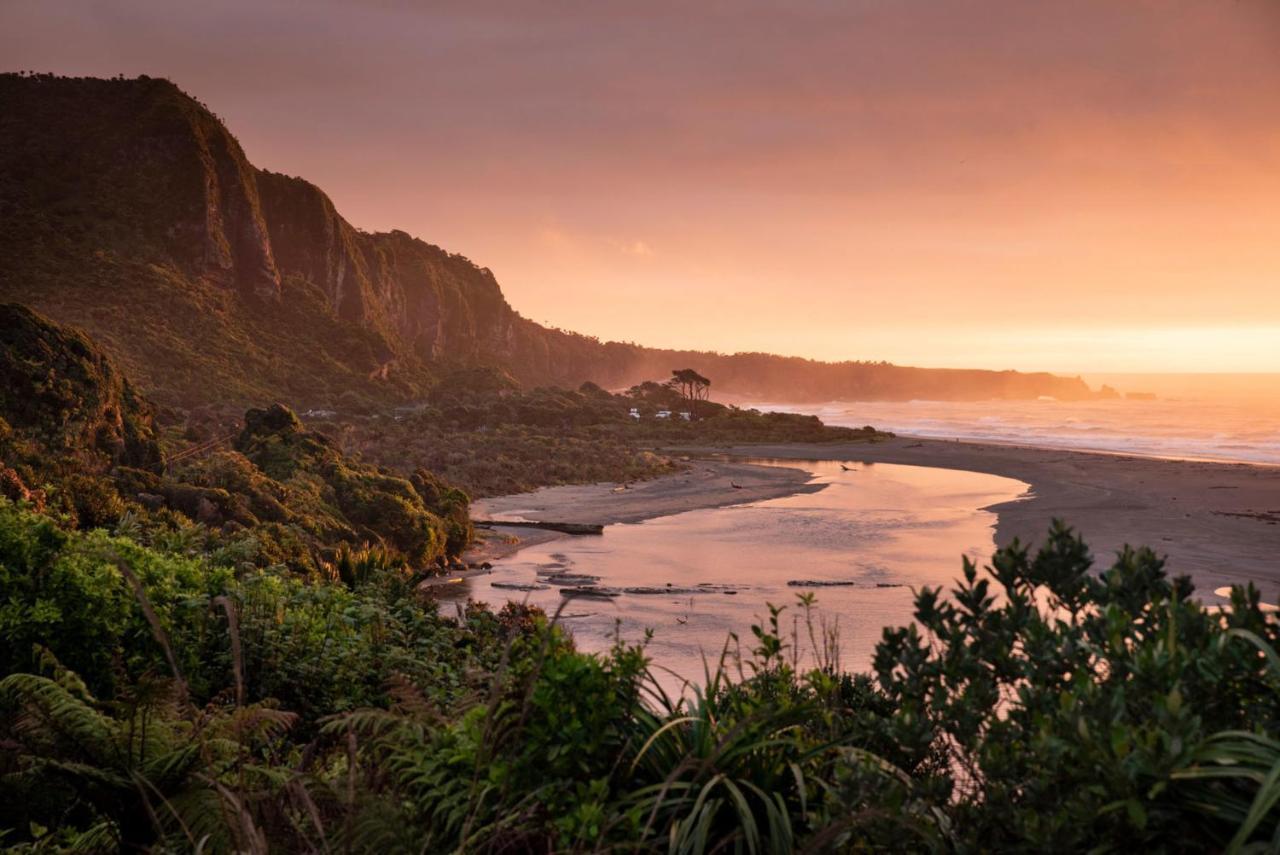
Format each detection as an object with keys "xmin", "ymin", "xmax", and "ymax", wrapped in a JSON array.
[
  {"xmin": 542, "ymin": 573, "xmax": 601, "ymax": 586},
  {"xmin": 560, "ymin": 586, "xmax": 621, "ymax": 599},
  {"xmin": 787, "ymin": 579, "xmax": 857, "ymax": 588},
  {"xmin": 473, "ymin": 520, "xmax": 604, "ymax": 535},
  {"xmin": 491, "ymin": 581, "xmax": 549, "ymax": 592}
]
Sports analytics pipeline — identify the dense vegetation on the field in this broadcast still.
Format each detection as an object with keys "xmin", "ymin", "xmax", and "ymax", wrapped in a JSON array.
[
  {"xmin": 314, "ymin": 368, "xmax": 887, "ymax": 497},
  {"xmin": 1, "ymin": 305, "xmax": 1276, "ymax": 851},
  {"xmin": 2, "ymin": 492, "xmax": 1278, "ymax": 851},
  {"xmin": 0, "ymin": 304, "xmax": 472, "ymax": 575}
]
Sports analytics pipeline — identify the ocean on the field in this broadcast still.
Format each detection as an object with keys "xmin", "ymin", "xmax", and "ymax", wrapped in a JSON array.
[{"xmin": 747, "ymin": 373, "xmax": 1280, "ymax": 465}]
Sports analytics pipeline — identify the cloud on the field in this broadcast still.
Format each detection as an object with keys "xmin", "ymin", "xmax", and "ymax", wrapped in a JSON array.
[
  {"xmin": 4, "ymin": 0, "xmax": 1280, "ymax": 369},
  {"xmin": 610, "ymin": 239, "xmax": 654, "ymax": 258}
]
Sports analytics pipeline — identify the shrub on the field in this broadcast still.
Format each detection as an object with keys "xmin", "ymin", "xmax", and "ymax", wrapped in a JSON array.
[
  {"xmin": 58, "ymin": 472, "xmax": 125, "ymax": 528},
  {"xmin": 0, "ymin": 499, "xmax": 231, "ymax": 697},
  {"xmin": 2, "ymin": 513, "xmax": 1278, "ymax": 851},
  {"xmin": 873, "ymin": 522, "xmax": 1280, "ymax": 849}
]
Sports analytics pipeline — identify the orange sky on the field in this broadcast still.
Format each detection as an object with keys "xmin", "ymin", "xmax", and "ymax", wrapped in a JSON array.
[{"xmin": 4, "ymin": 0, "xmax": 1280, "ymax": 373}]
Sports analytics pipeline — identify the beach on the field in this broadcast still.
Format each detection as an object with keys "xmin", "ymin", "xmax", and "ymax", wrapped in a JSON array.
[
  {"xmin": 464, "ymin": 458, "xmax": 823, "ymax": 562},
  {"xmin": 471, "ymin": 437, "xmax": 1280, "ymax": 602}
]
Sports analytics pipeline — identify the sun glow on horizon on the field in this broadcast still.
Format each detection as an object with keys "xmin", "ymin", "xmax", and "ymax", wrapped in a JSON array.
[
  {"xmin": 3, "ymin": 0, "xmax": 1278, "ymax": 375},
  {"xmin": 752, "ymin": 325, "xmax": 1280, "ymax": 375}
]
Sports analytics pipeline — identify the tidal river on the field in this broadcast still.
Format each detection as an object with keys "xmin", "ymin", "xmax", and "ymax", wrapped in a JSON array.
[{"xmin": 451, "ymin": 460, "xmax": 1028, "ymax": 689}]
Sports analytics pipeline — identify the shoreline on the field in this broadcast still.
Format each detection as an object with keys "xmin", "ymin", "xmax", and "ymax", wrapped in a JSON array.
[
  {"xmin": 677, "ymin": 437, "xmax": 1280, "ymax": 598},
  {"xmin": 460, "ymin": 458, "xmax": 823, "ymax": 568},
  {"xmin": 466, "ymin": 458, "xmax": 822, "ymax": 559},
  {"xmin": 465, "ymin": 436, "xmax": 1280, "ymax": 600},
  {"xmin": 834, "ymin": 433, "xmax": 1280, "ymax": 470}
]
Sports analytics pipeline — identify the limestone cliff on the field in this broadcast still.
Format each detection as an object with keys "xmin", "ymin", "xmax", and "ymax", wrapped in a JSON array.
[{"xmin": 0, "ymin": 73, "xmax": 1096, "ymax": 406}]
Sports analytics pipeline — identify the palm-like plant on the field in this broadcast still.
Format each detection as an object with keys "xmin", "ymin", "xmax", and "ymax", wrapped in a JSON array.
[
  {"xmin": 1173, "ymin": 627, "xmax": 1280, "ymax": 852},
  {"xmin": 329, "ymin": 542, "xmax": 404, "ymax": 590},
  {"xmin": 1, "ymin": 663, "xmax": 296, "ymax": 852},
  {"xmin": 624, "ymin": 676, "xmax": 817, "ymax": 853},
  {"xmin": 619, "ymin": 610, "xmax": 942, "ymax": 854}
]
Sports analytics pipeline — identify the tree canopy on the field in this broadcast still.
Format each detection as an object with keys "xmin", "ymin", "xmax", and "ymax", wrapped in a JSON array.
[{"xmin": 671, "ymin": 368, "xmax": 711, "ymax": 416}]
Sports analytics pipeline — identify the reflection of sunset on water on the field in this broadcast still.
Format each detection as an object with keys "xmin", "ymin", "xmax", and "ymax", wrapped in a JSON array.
[{"xmin": 456, "ymin": 460, "xmax": 1026, "ymax": 689}]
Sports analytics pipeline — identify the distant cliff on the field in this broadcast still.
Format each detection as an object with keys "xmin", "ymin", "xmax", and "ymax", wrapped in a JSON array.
[{"xmin": 0, "ymin": 73, "xmax": 1095, "ymax": 407}]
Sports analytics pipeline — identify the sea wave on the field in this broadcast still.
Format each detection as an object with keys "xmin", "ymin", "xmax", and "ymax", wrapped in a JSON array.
[{"xmin": 750, "ymin": 398, "xmax": 1280, "ymax": 465}]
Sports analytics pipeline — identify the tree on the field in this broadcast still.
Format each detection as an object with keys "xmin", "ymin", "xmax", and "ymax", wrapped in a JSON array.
[{"xmin": 670, "ymin": 368, "xmax": 711, "ymax": 418}]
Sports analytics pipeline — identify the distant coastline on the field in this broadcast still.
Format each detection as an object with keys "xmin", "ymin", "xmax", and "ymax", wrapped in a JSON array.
[{"xmin": 739, "ymin": 395, "xmax": 1280, "ymax": 466}]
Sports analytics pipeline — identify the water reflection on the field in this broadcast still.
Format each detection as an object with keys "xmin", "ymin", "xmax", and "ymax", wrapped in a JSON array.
[{"xmin": 449, "ymin": 459, "xmax": 1028, "ymax": 688}]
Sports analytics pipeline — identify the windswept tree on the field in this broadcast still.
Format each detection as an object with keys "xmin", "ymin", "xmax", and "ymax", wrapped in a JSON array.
[{"xmin": 670, "ymin": 368, "xmax": 711, "ymax": 417}]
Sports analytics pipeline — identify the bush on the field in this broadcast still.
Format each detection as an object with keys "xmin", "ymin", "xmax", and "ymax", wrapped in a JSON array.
[
  {"xmin": 0, "ymin": 499, "xmax": 231, "ymax": 697},
  {"xmin": 2, "ymin": 515, "xmax": 1278, "ymax": 851},
  {"xmin": 58, "ymin": 472, "xmax": 125, "ymax": 528},
  {"xmin": 873, "ymin": 522, "xmax": 1280, "ymax": 849}
]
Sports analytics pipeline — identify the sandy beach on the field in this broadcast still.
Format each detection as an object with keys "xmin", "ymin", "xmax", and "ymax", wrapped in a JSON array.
[
  {"xmin": 471, "ymin": 438, "xmax": 1280, "ymax": 601},
  {"xmin": 466, "ymin": 458, "xmax": 822, "ymax": 563}
]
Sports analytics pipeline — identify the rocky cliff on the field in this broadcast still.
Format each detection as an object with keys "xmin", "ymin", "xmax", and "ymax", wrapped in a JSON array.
[{"xmin": 0, "ymin": 73, "xmax": 1095, "ymax": 406}]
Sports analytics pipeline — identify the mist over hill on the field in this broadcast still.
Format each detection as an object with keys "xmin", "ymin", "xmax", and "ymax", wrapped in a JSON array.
[{"xmin": 0, "ymin": 73, "xmax": 1095, "ymax": 409}]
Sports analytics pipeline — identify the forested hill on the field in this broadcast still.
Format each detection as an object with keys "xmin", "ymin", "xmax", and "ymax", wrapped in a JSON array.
[{"xmin": 0, "ymin": 73, "xmax": 1095, "ymax": 409}]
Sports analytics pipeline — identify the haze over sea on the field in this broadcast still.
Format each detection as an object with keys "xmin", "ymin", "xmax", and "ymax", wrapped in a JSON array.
[{"xmin": 751, "ymin": 373, "xmax": 1280, "ymax": 466}]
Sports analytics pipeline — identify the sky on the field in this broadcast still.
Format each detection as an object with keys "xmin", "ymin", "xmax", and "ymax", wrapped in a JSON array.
[{"xmin": 3, "ymin": 0, "xmax": 1280, "ymax": 373}]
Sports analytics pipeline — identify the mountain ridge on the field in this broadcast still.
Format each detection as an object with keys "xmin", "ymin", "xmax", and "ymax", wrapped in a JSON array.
[{"xmin": 0, "ymin": 72, "xmax": 1096, "ymax": 408}]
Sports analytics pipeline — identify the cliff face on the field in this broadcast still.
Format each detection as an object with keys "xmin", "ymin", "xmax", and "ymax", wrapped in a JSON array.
[
  {"xmin": 0, "ymin": 74, "xmax": 1095, "ymax": 406},
  {"xmin": 255, "ymin": 170, "xmax": 516, "ymax": 364},
  {"xmin": 0, "ymin": 75, "xmax": 280, "ymax": 301}
]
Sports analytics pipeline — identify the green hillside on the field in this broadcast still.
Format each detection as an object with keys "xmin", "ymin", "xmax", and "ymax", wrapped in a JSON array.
[{"xmin": 0, "ymin": 73, "xmax": 1099, "ymax": 411}]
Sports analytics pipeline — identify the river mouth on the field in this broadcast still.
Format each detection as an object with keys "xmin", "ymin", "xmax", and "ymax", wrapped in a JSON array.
[{"xmin": 449, "ymin": 458, "xmax": 1029, "ymax": 688}]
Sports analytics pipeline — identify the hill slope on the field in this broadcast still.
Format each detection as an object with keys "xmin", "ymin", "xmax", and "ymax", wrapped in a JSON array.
[
  {"xmin": 0, "ymin": 73, "xmax": 1095, "ymax": 408},
  {"xmin": 0, "ymin": 302, "xmax": 471, "ymax": 568}
]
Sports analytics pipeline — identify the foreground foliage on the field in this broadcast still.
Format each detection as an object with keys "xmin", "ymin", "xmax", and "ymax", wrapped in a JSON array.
[{"xmin": 2, "ymin": 494, "xmax": 1278, "ymax": 852}]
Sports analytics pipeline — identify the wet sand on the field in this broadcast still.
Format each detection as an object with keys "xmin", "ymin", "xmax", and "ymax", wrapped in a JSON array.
[
  {"xmin": 467, "ymin": 458, "xmax": 822, "ymax": 561},
  {"xmin": 469, "ymin": 438, "xmax": 1280, "ymax": 602},
  {"xmin": 680, "ymin": 438, "xmax": 1280, "ymax": 600},
  {"xmin": 475, "ymin": 458, "xmax": 821, "ymax": 526}
]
